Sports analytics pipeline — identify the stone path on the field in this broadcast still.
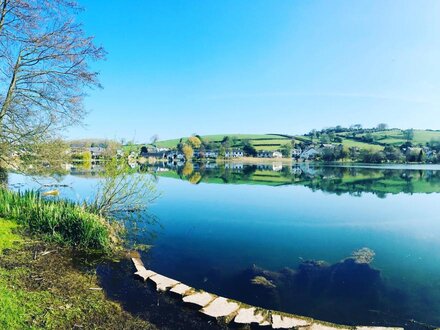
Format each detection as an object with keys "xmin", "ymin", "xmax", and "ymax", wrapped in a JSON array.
[{"xmin": 131, "ymin": 257, "xmax": 404, "ymax": 330}]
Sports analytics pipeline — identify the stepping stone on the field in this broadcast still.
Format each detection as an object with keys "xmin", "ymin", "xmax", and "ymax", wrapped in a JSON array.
[
  {"xmin": 201, "ymin": 297, "xmax": 240, "ymax": 319},
  {"xmin": 134, "ymin": 269, "xmax": 157, "ymax": 281},
  {"xmin": 357, "ymin": 328, "xmax": 404, "ymax": 330},
  {"xmin": 131, "ymin": 257, "xmax": 144, "ymax": 271},
  {"xmin": 308, "ymin": 322, "xmax": 350, "ymax": 330},
  {"xmin": 149, "ymin": 274, "xmax": 180, "ymax": 292},
  {"xmin": 234, "ymin": 307, "xmax": 267, "ymax": 325},
  {"xmin": 170, "ymin": 283, "xmax": 192, "ymax": 296},
  {"xmin": 183, "ymin": 291, "xmax": 216, "ymax": 307},
  {"xmin": 271, "ymin": 314, "xmax": 311, "ymax": 329}
]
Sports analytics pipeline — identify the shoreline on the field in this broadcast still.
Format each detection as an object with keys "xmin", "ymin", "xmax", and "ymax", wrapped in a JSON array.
[{"xmin": 0, "ymin": 218, "xmax": 156, "ymax": 329}]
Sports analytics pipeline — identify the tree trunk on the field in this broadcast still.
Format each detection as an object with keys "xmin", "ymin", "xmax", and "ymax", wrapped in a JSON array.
[
  {"xmin": 0, "ymin": 51, "xmax": 21, "ymax": 123},
  {"xmin": 0, "ymin": 0, "xmax": 9, "ymax": 36}
]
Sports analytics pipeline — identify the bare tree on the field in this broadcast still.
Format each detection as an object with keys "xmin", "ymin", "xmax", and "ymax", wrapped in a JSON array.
[
  {"xmin": 0, "ymin": 0, "xmax": 105, "ymax": 164},
  {"xmin": 150, "ymin": 134, "xmax": 159, "ymax": 145}
]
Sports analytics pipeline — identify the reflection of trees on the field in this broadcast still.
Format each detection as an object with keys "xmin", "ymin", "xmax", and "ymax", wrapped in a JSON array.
[{"xmin": 147, "ymin": 163, "xmax": 440, "ymax": 196}]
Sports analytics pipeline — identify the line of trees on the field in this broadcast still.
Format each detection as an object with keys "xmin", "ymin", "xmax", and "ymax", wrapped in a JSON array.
[{"xmin": 0, "ymin": 0, "xmax": 104, "ymax": 168}]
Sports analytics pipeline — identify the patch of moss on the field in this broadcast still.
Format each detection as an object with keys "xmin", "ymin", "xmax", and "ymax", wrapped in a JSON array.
[
  {"xmin": 0, "ymin": 218, "xmax": 21, "ymax": 253},
  {"xmin": 0, "ymin": 220, "xmax": 156, "ymax": 330}
]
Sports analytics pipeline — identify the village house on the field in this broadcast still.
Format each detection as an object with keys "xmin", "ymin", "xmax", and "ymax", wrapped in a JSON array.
[
  {"xmin": 205, "ymin": 150, "xmax": 219, "ymax": 158},
  {"xmin": 224, "ymin": 149, "xmax": 244, "ymax": 158},
  {"xmin": 89, "ymin": 147, "xmax": 105, "ymax": 158},
  {"xmin": 291, "ymin": 148, "xmax": 302, "ymax": 157},
  {"xmin": 140, "ymin": 146, "xmax": 167, "ymax": 159},
  {"xmin": 300, "ymin": 148, "xmax": 320, "ymax": 160},
  {"xmin": 257, "ymin": 150, "xmax": 283, "ymax": 158}
]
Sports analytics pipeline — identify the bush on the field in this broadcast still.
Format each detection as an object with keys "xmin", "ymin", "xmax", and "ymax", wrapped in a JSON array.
[{"xmin": 0, "ymin": 189, "xmax": 119, "ymax": 252}]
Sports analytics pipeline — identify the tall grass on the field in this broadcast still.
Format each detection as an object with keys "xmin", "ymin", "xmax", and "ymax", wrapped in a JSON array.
[{"xmin": 0, "ymin": 189, "xmax": 119, "ymax": 252}]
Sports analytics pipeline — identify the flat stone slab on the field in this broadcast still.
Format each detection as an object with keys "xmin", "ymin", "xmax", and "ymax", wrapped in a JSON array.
[
  {"xmin": 357, "ymin": 328, "xmax": 404, "ymax": 330},
  {"xmin": 234, "ymin": 307, "xmax": 267, "ymax": 325},
  {"xmin": 183, "ymin": 291, "xmax": 216, "ymax": 307},
  {"xmin": 131, "ymin": 257, "xmax": 145, "ymax": 271},
  {"xmin": 149, "ymin": 274, "xmax": 180, "ymax": 291},
  {"xmin": 134, "ymin": 269, "xmax": 157, "ymax": 281},
  {"xmin": 170, "ymin": 283, "xmax": 192, "ymax": 296},
  {"xmin": 201, "ymin": 297, "xmax": 240, "ymax": 319},
  {"xmin": 308, "ymin": 323, "xmax": 351, "ymax": 330},
  {"xmin": 272, "ymin": 314, "xmax": 311, "ymax": 329}
]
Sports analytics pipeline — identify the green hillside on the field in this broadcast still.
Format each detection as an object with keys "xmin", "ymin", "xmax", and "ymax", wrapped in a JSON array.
[
  {"xmin": 154, "ymin": 134, "xmax": 292, "ymax": 151},
  {"xmin": 135, "ymin": 129, "xmax": 440, "ymax": 155}
]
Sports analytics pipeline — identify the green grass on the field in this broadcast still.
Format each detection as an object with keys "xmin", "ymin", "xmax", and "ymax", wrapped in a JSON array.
[
  {"xmin": 353, "ymin": 129, "xmax": 440, "ymax": 146},
  {"xmin": 0, "ymin": 219, "xmax": 20, "ymax": 252},
  {"xmin": 0, "ymin": 189, "xmax": 119, "ymax": 252},
  {"xmin": 339, "ymin": 139, "xmax": 384, "ymax": 151},
  {"xmin": 0, "ymin": 219, "xmax": 155, "ymax": 330},
  {"xmin": 154, "ymin": 134, "xmax": 291, "ymax": 149}
]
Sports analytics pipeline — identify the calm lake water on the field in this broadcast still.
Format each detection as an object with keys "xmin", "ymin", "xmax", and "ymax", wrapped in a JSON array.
[{"xmin": 8, "ymin": 164, "xmax": 440, "ymax": 329}]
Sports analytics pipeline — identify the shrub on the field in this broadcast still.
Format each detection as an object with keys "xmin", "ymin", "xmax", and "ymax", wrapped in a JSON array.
[{"xmin": 0, "ymin": 189, "xmax": 119, "ymax": 252}]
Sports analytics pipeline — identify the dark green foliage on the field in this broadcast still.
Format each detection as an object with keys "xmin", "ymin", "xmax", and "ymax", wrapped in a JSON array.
[{"xmin": 0, "ymin": 189, "xmax": 117, "ymax": 252}]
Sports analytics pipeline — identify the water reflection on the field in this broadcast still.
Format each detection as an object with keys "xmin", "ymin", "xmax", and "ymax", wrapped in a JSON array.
[{"xmin": 141, "ymin": 162, "xmax": 440, "ymax": 197}]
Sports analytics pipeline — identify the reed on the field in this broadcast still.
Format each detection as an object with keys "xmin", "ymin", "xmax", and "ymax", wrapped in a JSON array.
[{"xmin": 0, "ymin": 189, "xmax": 120, "ymax": 252}]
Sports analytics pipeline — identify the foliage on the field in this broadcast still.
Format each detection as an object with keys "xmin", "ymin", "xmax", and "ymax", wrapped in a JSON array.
[
  {"xmin": 280, "ymin": 143, "xmax": 292, "ymax": 157},
  {"xmin": 403, "ymin": 129, "xmax": 415, "ymax": 141},
  {"xmin": 242, "ymin": 140, "xmax": 257, "ymax": 156},
  {"xmin": 182, "ymin": 144, "xmax": 194, "ymax": 160},
  {"xmin": 0, "ymin": 189, "xmax": 117, "ymax": 252},
  {"xmin": 188, "ymin": 136, "xmax": 202, "ymax": 149},
  {"xmin": 0, "ymin": 219, "xmax": 20, "ymax": 253},
  {"xmin": 0, "ymin": 0, "xmax": 105, "ymax": 164},
  {"xmin": 182, "ymin": 162, "xmax": 194, "ymax": 177},
  {"xmin": 89, "ymin": 158, "xmax": 158, "ymax": 217}
]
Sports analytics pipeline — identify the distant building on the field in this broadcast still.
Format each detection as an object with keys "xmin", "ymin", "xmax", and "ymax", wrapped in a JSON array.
[
  {"xmin": 257, "ymin": 150, "xmax": 282, "ymax": 158},
  {"xmin": 140, "ymin": 146, "xmax": 167, "ymax": 159},
  {"xmin": 205, "ymin": 150, "xmax": 219, "ymax": 158},
  {"xmin": 292, "ymin": 148, "xmax": 302, "ymax": 157},
  {"xmin": 272, "ymin": 151, "xmax": 282, "ymax": 158},
  {"xmin": 224, "ymin": 149, "xmax": 244, "ymax": 158},
  {"xmin": 89, "ymin": 147, "xmax": 104, "ymax": 158},
  {"xmin": 300, "ymin": 148, "xmax": 320, "ymax": 160}
]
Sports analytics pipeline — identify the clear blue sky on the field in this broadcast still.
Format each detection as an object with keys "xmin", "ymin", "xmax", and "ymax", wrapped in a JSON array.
[{"xmin": 69, "ymin": 0, "xmax": 440, "ymax": 142}]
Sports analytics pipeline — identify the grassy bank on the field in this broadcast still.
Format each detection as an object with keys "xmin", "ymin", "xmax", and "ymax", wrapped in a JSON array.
[
  {"xmin": 0, "ymin": 189, "xmax": 121, "ymax": 253},
  {"xmin": 0, "ymin": 218, "xmax": 156, "ymax": 329}
]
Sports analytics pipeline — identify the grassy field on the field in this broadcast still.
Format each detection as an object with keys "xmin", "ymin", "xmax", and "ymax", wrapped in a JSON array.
[
  {"xmin": 0, "ymin": 218, "xmax": 156, "ymax": 330},
  {"xmin": 338, "ymin": 139, "xmax": 384, "ymax": 151},
  {"xmin": 352, "ymin": 129, "xmax": 440, "ymax": 146},
  {"xmin": 154, "ymin": 134, "xmax": 292, "ymax": 149},
  {"xmin": 136, "ymin": 129, "xmax": 440, "ymax": 154}
]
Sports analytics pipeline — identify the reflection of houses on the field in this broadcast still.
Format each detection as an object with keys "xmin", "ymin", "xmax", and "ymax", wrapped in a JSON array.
[
  {"xmin": 205, "ymin": 162, "xmax": 218, "ymax": 169},
  {"xmin": 225, "ymin": 149, "xmax": 244, "ymax": 158},
  {"xmin": 272, "ymin": 162, "xmax": 283, "ymax": 171},
  {"xmin": 291, "ymin": 166, "xmax": 302, "ymax": 175},
  {"xmin": 257, "ymin": 150, "xmax": 283, "ymax": 158},
  {"xmin": 225, "ymin": 163, "xmax": 244, "ymax": 170}
]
